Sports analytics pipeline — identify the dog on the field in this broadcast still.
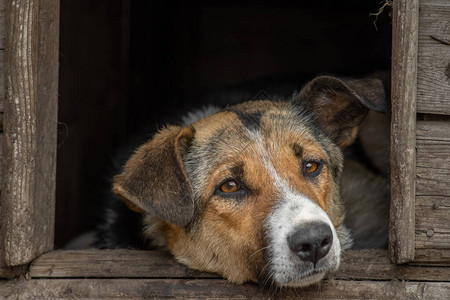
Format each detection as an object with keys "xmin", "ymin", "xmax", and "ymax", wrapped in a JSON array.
[{"xmin": 93, "ymin": 75, "xmax": 389, "ymax": 288}]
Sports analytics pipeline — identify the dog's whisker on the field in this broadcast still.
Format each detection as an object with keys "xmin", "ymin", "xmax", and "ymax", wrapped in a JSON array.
[{"xmin": 247, "ymin": 246, "xmax": 270, "ymax": 260}]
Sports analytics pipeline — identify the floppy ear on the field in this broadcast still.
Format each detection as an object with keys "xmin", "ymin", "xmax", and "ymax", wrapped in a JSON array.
[
  {"xmin": 113, "ymin": 126, "xmax": 196, "ymax": 227},
  {"xmin": 293, "ymin": 76, "xmax": 387, "ymax": 148}
]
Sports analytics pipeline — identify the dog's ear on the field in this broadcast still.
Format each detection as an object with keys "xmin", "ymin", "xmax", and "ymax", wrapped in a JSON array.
[
  {"xmin": 294, "ymin": 76, "xmax": 387, "ymax": 148},
  {"xmin": 113, "ymin": 126, "xmax": 195, "ymax": 227}
]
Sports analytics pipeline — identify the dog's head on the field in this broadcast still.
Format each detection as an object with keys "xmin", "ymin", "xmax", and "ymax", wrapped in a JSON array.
[{"xmin": 113, "ymin": 76, "xmax": 386, "ymax": 287}]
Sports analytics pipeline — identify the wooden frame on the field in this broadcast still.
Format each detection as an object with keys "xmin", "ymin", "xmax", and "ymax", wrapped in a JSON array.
[
  {"xmin": 1, "ymin": 0, "xmax": 449, "ymax": 298},
  {"xmin": 0, "ymin": 0, "xmax": 59, "ymax": 272},
  {"xmin": 389, "ymin": 0, "xmax": 418, "ymax": 264},
  {"xmin": 1, "ymin": 249, "xmax": 449, "ymax": 298}
]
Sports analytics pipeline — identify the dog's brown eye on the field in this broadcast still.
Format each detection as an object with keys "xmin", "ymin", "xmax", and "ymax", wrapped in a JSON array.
[
  {"xmin": 220, "ymin": 180, "xmax": 239, "ymax": 193},
  {"xmin": 303, "ymin": 161, "xmax": 323, "ymax": 179},
  {"xmin": 304, "ymin": 161, "xmax": 319, "ymax": 173}
]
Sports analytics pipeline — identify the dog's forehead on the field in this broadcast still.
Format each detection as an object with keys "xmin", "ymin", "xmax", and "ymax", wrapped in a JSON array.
[
  {"xmin": 187, "ymin": 100, "xmax": 327, "ymax": 170},
  {"xmin": 192, "ymin": 100, "xmax": 313, "ymax": 141}
]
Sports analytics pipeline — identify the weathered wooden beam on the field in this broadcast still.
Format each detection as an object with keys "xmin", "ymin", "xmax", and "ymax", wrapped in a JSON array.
[
  {"xmin": 389, "ymin": 0, "xmax": 418, "ymax": 264},
  {"xmin": 1, "ymin": 0, "xmax": 59, "ymax": 266},
  {"xmin": 29, "ymin": 249, "xmax": 450, "ymax": 282},
  {"xmin": 1, "ymin": 277, "xmax": 450, "ymax": 299}
]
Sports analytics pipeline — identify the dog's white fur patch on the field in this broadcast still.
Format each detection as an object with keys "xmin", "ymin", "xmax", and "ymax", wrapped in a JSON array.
[
  {"xmin": 266, "ymin": 192, "xmax": 341, "ymax": 287},
  {"xmin": 247, "ymin": 129, "xmax": 344, "ymax": 287}
]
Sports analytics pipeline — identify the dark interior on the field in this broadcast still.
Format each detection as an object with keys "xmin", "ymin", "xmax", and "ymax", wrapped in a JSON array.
[{"xmin": 56, "ymin": 0, "xmax": 392, "ymax": 248}]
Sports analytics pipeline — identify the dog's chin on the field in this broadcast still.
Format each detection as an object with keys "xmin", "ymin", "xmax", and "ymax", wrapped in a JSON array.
[{"xmin": 277, "ymin": 272, "xmax": 326, "ymax": 288}]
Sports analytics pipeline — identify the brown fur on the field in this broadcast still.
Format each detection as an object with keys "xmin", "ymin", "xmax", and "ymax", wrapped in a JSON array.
[{"xmin": 112, "ymin": 76, "xmax": 387, "ymax": 286}]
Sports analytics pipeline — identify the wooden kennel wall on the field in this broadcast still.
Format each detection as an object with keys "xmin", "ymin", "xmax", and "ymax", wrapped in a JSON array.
[{"xmin": 0, "ymin": 0, "xmax": 449, "ymax": 298}]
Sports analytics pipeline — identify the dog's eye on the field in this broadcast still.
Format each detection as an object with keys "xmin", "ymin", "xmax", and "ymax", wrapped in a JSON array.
[
  {"xmin": 220, "ymin": 180, "xmax": 240, "ymax": 193},
  {"xmin": 303, "ymin": 160, "xmax": 323, "ymax": 178},
  {"xmin": 305, "ymin": 161, "xmax": 318, "ymax": 173}
]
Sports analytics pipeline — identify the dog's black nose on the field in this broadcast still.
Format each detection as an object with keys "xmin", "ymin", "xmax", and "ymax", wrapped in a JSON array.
[{"xmin": 287, "ymin": 222, "xmax": 333, "ymax": 265}]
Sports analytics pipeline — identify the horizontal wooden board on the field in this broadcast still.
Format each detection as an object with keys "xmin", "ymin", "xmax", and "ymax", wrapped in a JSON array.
[
  {"xmin": 417, "ymin": 3, "xmax": 450, "ymax": 115},
  {"xmin": 1, "ymin": 278, "xmax": 450, "ymax": 299},
  {"xmin": 30, "ymin": 249, "xmax": 220, "ymax": 279},
  {"xmin": 416, "ymin": 167, "xmax": 450, "ymax": 197},
  {"xmin": 415, "ymin": 248, "xmax": 450, "ymax": 264},
  {"xmin": 29, "ymin": 249, "xmax": 450, "ymax": 282},
  {"xmin": 416, "ymin": 231, "xmax": 450, "ymax": 250}
]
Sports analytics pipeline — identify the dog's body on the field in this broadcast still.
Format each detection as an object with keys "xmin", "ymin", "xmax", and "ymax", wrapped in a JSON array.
[{"xmin": 93, "ymin": 76, "xmax": 389, "ymax": 288}]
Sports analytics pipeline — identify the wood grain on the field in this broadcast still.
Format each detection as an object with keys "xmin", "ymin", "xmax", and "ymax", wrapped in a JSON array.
[
  {"xmin": 416, "ymin": 121, "xmax": 450, "ymax": 258},
  {"xmin": 1, "ymin": 277, "xmax": 450, "ymax": 299},
  {"xmin": 389, "ymin": 0, "xmax": 418, "ymax": 264},
  {"xmin": 0, "ymin": 133, "xmax": 2, "ymax": 185},
  {"xmin": 1, "ymin": 0, "xmax": 59, "ymax": 266},
  {"xmin": 29, "ymin": 249, "xmax": 450, "ymax": 282},
  {"xmin": 0, "ymin": 49, "xmax": 4, "ymax": 111},
  {"xmin": 415, "ymin": 248, "xmax": 450, "ymax": 264},
  {"xmin": 0, "ymin": 0, "xmax": 4, "ymax": 112},
  {"xmin": 0, "ymin": 265, "xmax": 26, "ymax": 279},
  {"xmin": 417, "ymin": 2, "xmax": 450, "ymax": 115},
  {"xmin": 0, "ymin": 0, "xmax": 4, "ymax": 49},
  {"xmin": 30, "ymin": 249, "xmax": 221, "ymax": 279}
]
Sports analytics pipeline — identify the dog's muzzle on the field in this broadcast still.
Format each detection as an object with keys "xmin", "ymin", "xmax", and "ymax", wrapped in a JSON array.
[{"xmin": 264, "ymin": 191, "xmax": 342, "ymax": 287}]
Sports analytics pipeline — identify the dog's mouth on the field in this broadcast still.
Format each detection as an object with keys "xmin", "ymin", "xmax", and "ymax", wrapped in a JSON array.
[
  {"xmin": 281, "ymin": 271, "xmax": 326, "ymax": 288},
  {"xmin": 258, "ymin": 256, "xmax": 336, "ymax": 289}
]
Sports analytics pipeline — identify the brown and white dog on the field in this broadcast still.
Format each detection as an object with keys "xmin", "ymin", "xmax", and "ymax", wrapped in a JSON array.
[{"xmin": 98, "ymin": 75, "xmax": 389, "ymax": 288}]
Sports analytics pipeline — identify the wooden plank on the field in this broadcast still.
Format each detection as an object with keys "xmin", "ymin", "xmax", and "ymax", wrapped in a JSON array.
[
  {"xmin": 30, "ymin": 249, "xmax": 220, "ymax": 279},
  {"xmin": 29, "ymin": 249, "xmax": 450, "ymax": 282},
  {"xmin": 389, "ymin": 0, "xmax": 418, "ymax": 264},
  {"xmin": 1, "ymin": 278, "xmax": 450, "ymax": 299},
  {"xmin": 416, "ymin": 121, "xmax": 450, "ymax": 171},
  {"xmin": 417, "ymin": 2, "xmax": 450, "ymax": 115},
  {"xmin": 415, "ymin": 121, "xmax": 450, "ymax": 259},
  {"xmin": 415, "ymin": 248, "xmax": 450, "ymax": 264},
  {"xmin": 1, "ymin": 0, "xmax": 59, "ymax": 266},
  {"xmin": 416, "ymin": 168, "xmax": 450, "ymax": 197}
]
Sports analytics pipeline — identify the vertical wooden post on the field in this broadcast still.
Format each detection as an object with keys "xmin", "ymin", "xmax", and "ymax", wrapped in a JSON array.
[
  {"xmin": 389, "ymin": 0, "xmax": 418, "ymax": 264},
  {"xmin": 1, "ymin": 0, "xmax": 59, "ymax": 266}
]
